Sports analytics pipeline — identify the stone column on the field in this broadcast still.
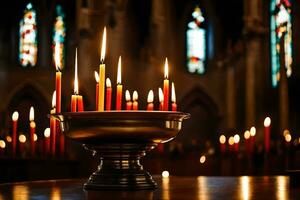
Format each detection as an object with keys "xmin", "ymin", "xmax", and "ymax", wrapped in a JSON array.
[{"xmin": 279, "ymin": 32, "xmax": 289, "ymax": 132}]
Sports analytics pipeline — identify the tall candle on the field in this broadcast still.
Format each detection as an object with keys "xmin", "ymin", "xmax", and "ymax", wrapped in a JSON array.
[
  {"xmin": 77, "ymin": 95, "xmax": 84, "ymax": 112},
  {"xmin": 219, "ymin": 135, "xmax": 226, "ymax": 154},
  {"xmin": 132, "ymin": 91, "xmax": 138, "ymax": 110},
  {"xmin": 264, "ymin": 117, "xmax": 271, "ymax": 154},
  {"xmin": 125, "ymin": 90, "xmax": 132, "ymax": 110},
  {"xmin": 71, "ymin": 95, "xmax": 77, "ymax": 112},
  {"xmin": 12, "ymin": 111, "xmax": 19, "ymax": 157},
  {"xmin": 50, "ymin": 91, "xmax": 57, "ymax": 156},
  {"xmin": 171, "ymin": 82, "xmax": 177, "ymax": 111},
  {"xmin": 55, "ymin": 44, "xmax": 62, "ymax": 113},
  {"xmin": 147, "ymin": 90, "xmax": 154, "ymax": 111},
  {"xmin": 163, "ymin": 58, "xmax": 169, "ymax": 111},
  {"xmin": 158, "ymin": 88, "xmax": 164, "ymax": 111},
  {"xmin": 98, "ymin": 27, "xmax": 106, "ymax": 111},
  {"xmin": 106, "ymin": 78, "xmax": 112, "ymax": 111},
  {"xmin": 250, "ymin": 126, "xmax": 256, "ymax": 153},
  {"xmin": 95, "ymin": 71, "xmax": 99, "ymax": 110},
  {"xmin": 116, "ymin": 56, "xmax": 123, "ymax": 110},
  {"xmin": 29, "ymin": 106, "xmax": 35, "ymax": 156},
  {"xmin": 44, "ymin": 128, "xmax": 50, "ymax": 155}
]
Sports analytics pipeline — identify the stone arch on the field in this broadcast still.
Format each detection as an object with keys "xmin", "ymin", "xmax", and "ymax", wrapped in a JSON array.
[
  {"xmin": 176, "ymin": 86, "xmax": 221, "ymax": 150},
  {"xmin": 4, "ymin": 81, "xmax": 50, "ymax": 138}
]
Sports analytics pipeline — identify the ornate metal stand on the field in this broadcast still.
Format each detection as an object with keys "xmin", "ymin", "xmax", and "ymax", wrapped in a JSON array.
[{"xmin": 53, "ymin": 111, "xmax": 190, "ymax": 190}]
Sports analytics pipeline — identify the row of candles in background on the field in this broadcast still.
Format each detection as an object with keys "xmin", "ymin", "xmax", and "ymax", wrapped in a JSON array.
[
  {"xmin": 0, "ymin": 27, "xmax": 178, "ymax": 158},
  {"xmin": 218, "ymin": 117, "xmax": 294, "ymax": 154}
]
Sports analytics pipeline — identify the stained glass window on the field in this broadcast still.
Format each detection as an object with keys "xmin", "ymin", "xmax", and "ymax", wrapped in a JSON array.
[
  {"xmin": 186, "ymin": 6, "xmax": 206, "ymax": 74},
  {"xmin": 270, "ymin": 0, "xmax": 292, "ymax": 87},
  {"xmin": 53, "ymin": 5, "xmax": 66, "ymax": 69},
  {"xmin": 19, "ymin": 3, "xmax": 37, "ymax": 67}
]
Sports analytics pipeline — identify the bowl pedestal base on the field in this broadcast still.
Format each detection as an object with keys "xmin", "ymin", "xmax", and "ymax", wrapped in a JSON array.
[{"xmin": 83, "ymin": 143, "xmax": 158, "ymax": 190}]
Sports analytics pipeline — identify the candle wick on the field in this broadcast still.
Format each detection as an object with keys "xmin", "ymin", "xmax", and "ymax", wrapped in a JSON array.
[{"xmin": 101, "ymin": 59, "xmax": 104, "ymax": 64}]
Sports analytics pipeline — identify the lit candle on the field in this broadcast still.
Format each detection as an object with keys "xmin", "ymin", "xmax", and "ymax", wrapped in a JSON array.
[
  {"xmin": 98, "ymin": 27, "xmax": 106, "ymax": 111},
  {"xmin": 50, "ymin": 91, "xmax": 57, "ymax": 156},
  {"xmin": 125, "ymin": 90, "xmax": 132, "ymax": 110},
  {"xmin": 44, "ymin": 128, "xmax": 50, "ymax": 155},
  {"xmin": 219, "ymin": 135, "xmax": 226, "ymax": 154},
  {"xmin": 55, "ymin": 44, "xmax": 62, "ymax": 114},
  {"xmin": 116, "ymin": 56, "xmax": 123, "ymax": 110},
  {"xmin": 284, "ymin": 130, "xmax": 291, "ymax": 147},
  {"xmin": 228, "ymin": 136, "xmax": 234, "ymax": 152},
  {"xmin": 171, "ymin": 82, "xmax": 177, "ymax": 111},
  {"xmin": 264, "ymin": 117, "xmax": 271, "ymax": 154},
  {"xmin": 106, "ymin": 78, "xmax": 112, "ymax": 111},
  {"xmin": 95, "ymin": 71, "xmax": 99, "ymax": 110},
  {"xmin": 250, "ymin": 126, "xmax": 256, "ymax": 153},
  {"xmin": 244, "ymin": 130, "xmax": 251, "ymax": 155},
  {"xmin": 147, "ymin": 90, "xmax": 154, "ymax": 111},
  {"xmin": 77, "ymin": 96, "xmax": 84, "ymax": 112},
  {"xmin": 12, "ymin": 111, "xmax": 19, "ymax": 157},
  {"xmin": 18, "ymin": 134, "xmax": 26, "ymax": 156},
  {"xmin": 163, "ymin": 58, "xmax": 169, "ymax": 111},
  {"xmin": 158, "ymin": 87, "xmax": 164, "ymax": 111},
  {"xmin": 132, "ymin": 91, "xmax": 138, "ymax": 110},
  {"xmin": 29, "ymin": 106, "xmax": 36, "ymax": 156},
  {"xmin": 0, "ymin": 140, "xmax": 6, "ymax": 156},
  {"xmin": 233, "ymin": 134, "xmax": 240, "ymax": 153}
]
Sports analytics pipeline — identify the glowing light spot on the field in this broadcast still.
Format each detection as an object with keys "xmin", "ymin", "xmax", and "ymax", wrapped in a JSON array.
[
  {"xmin": 162, "ymin": 171, "xmax": 169, "ymax": 178},
  {"xmin": 200, "ymin": 155, "xmax": 206, "ymax": 164}
]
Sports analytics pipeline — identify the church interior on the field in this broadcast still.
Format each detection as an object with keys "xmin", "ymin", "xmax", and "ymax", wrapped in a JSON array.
[{"xmin": 0, "ymin": 0, "xmax": 299, "ymax": 199}]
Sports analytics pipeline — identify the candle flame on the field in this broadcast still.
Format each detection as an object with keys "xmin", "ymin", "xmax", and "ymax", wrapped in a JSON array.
[
  {"xmin": 244, "ymin": 130, "xmax": 250, "ymax": 139},
  {"xmin": 125, "ymin": 90, "xmax": 131, "ymax": 101},
  {"xmin": 264, "ymin": 117, "xmax": 271, "ymax": 127},
  {"xmin": 74, "ymin": 48, "xmax": 79, "ymax": 94},
  {"xmin": 234, "ymin": 134, "xmax": 240, "ymax": 143},
  {"xmin": 285, "ymin": 133, "xmax": 291, "ymax": 142},
  {"xmin": 44, "ymin": 128, "xmax": 51, "ymax": 137},
  {"xmin": 94, "ymin": 71, "xmax": 99, "ymax": 83},
  {"xmin": 147, "ymin": 90, "xmax": 154, "ymax": 103},
  {"xmin": 219, "ymin": 135, "xmax": 226, "ymax": 144},
  {"xmin": 106, "ymin": 78, "xmax": 111, "ymax": 88},
  {"xmin": 133, "ymin": 90, "xmax": 138, "ymax": 101},
  {"xmin": 171, "ymin": 82, "xmax": 176, "ymax": 103},
  {"xmin": 117, "ymin": 56, "xmax": 122, "ymax": 84},
  {"xmin": 54, "ymin": 43, "xmax": 61, "ymax": 71},
  {"xmin": 19, "ymin": 134, "xmax": 26, "ymax": 143},
  {"xmin": 0, "ymin": 140, "xmax": 5, "ymax": 149},
  {"xmin": 6, "ymin": 136, "xmax": 12, "ymax": 143},
  {"xmin": 52, "ymin": 91, "xmax": 56, "ymax": 108},
  {"xmin": 283, "ymin": 129, "xmax": 290, "ymax": 137},
  {"xmin": 12, "ymin": 111, "xmax": 19, "ymax": 121},
  {"xmin": 164, "ymin": 58, "xmax": 169, "ymax": 79},
  {"xmin": 158, "ymin": 87, "xmax": 164, "ymax": 103},
  {"xmin": 228, "ymin": 136, "xmax": 234, "ymax": 145},
  {"xmin": 250, "ymin": 126, "xmax": 256, "ymax": 136},
  {"xmin": 100, "ymin": 27, "xmax": 106, "ymax": 62},
  {"xmin": 34, "ymin": 133, "xmax": 38, "ymax": 142},
  {"xmin": 29, "ymin": 106, "xmax": 34, "ymax": 121}
]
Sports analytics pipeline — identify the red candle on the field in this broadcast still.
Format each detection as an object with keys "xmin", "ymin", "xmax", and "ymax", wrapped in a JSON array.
[
  {"xmin": 44, "ymin": 128, "xmax": 50, "ymax": 155},
  {"xmin": 147, "ymin": 90, "xmax": 154, "ymax": 111},
  {"xmin": 18, "ymin": 134, "xmax": 26, "ymax": 156},
  {"xmin": 77, "ymin": 95, "xmax": 84, "ymax": 112},
  {"xmin": 60, "ymin": 131, "xmax": 65, "ymax": 157},
  {"xmin": 250, "ymin": 127, "xmax": 256, "ymax": 153},
  {"xmin": 171, "ymin": 82, "xmax": 177, "ymax": 111},
  {"xmin": 0, "ymin": 140, "xmax": 6, "ymax": 156},
  {"xmin": 219, "ymin": 135, "xmax": 226, "ymax": 154},
  {"xmin": 125, "ymin": 90, "xmax": 132, "ymax": 110},
  {"xmin": 71, "ymin": 95, "xmax": 77, "ymax": 112},
  {"xmin": 233, "ymin": 134, "xmax": 240, "ymax": 153},
  {"xmin": 50, "ymin": 91, "xmax": 57, "ymax": 156},
  {"xmin": 116, "ymin": 56, "xmax": 123, "ymax": 110},
  {"xmin": 29, "ymin": 106, "xmax": 35, "ymax": 156},
  {"xmin": 12, "ymin": 111, "xmax": 19, "ymax": 157},
  {"xmin": 106, "ymin": 78, "xmax": 112, "ymax": 111},
  {"xmin": 158, "ymin": 88, "xmax": 164, "ymax": 111},
  {"xmin": 95, "ymin": 71, "xmax": 99, "ymax": 110},
  {"xmin": 264, "ymin": 117, "xmax": 271, "ymax": 154},
  {"xmin": 244, "ymin": 130, "xmax": 251, "ymax": 155},
  {"xmin": 163, "ymin": 58, "xmax": 169, "ymax": 111},
  {"xmin": 54, "ymin": 43, "xmax": 62, "ymax": 114},
  {"xmin": 132, "ymin": 91, "xmax": 138, "ymax": 110}
]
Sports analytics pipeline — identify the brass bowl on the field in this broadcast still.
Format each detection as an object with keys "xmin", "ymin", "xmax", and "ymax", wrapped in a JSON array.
[{"xmin": 54, "ymin": 111, "xmax": 190, "ymax": 190}]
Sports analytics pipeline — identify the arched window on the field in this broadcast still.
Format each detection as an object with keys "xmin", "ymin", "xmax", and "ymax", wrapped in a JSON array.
[
  {"xmin": 19, "ymin": 3, "xmax": 37, "ymax": 67},
  {"xmin": 186, "ymin": 6, "xmax": 206, "ymax": 74},
  {"xmin": 53, "ymin": 5, "xmax": 66, "ymax": 69},
  {"xmin": 270, "ymin": 0, "xmax": 292, "ymax": 87}
]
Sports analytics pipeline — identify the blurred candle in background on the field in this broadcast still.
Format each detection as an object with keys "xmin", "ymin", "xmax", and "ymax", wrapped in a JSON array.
[
  {"xmin": 147, "ymin": 90, "xmax": 154, "ymax": 111},
  {"xmin": 125, "ymin": 90, "xmax": 132, "ymax": 110},
  {"xmin": 158, "ymin": 88, "xmax": 164, "ymax": 111},
  {"xmin": 264, "ymin": 117, "xmax": 271, "ymax": 154},
  {"xmin": 163, "ymin": 58, "xmax": 169, "ymax": 111},
  {"xmin": 18, "ymin": 134, "xmax": 26, "ymax": 156},
  {"xmin": 250, "ymin": 127, "xmax": 256, "ymax": 153},
  {"xmin": 44, "ymin": 128, "xmax": 50, "ymax": 155},
  {"xmin": 132, "ymin": 91, "xmax": 138, "ymax": 111},
  {"xmin": 12, "ymin": 111, "xmax": 19, "ymax": 157},
  {"xmin": 116, "ymin": 56, "xmax": 123, "ymax": 110},
  {"xmin": 219, "ymin": 135, "xmax": 226, "ymax": 154},
  {"xmin": 50, "ymin": 91, "xmax": 57, "ymax": 156},
  {"xmin": 171, "ymin": 82, "xmax": 177, "ymax": 111},
  {"xmin": 29, "ymin": 106, "xmax": 36, "ymax": 156},
  {"xmin": 95, "ymin": 71, "xmax": 99, "ymax": 110}
]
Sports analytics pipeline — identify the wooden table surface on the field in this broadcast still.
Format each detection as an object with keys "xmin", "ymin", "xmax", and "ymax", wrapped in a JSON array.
[{"xmin": 0, "ymin": 176, "xmax": 299, "ymax": 200}]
